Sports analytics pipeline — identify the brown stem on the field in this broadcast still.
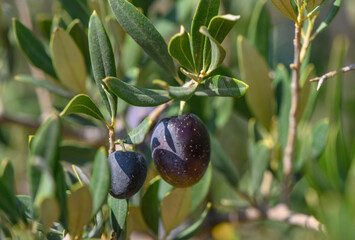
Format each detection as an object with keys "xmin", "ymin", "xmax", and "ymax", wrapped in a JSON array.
[
  {"xmin": 282, "ymin": 20, "xmax": 302, "ymax": 204},
  {"xmin": 108, "ymin": 128, "xmax": 115, "ymax": 155},
  {"xmin": 310, "ymin": 63, "xmax": 355, "ymax": 90}
]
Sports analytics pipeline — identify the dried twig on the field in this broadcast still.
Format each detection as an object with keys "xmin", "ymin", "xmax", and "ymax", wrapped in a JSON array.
[{"xmin": 310, "ymin": 64, "xmax": 355, "ymax": 90}]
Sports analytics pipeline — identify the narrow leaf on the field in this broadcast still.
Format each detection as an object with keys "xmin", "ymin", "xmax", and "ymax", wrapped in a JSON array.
[
  {"xmin": 38, "ymin": 197, "xmax": 60, "ymax": 234},
  {"xmin": 194, "ymin": 75, "xmax": 249, "ymax": 97},
  {"xmin": 161, "ymin": 188, "xmax": 192, "ymax": 234},
  {"xmin": 67, "ymin": 19, "xmax": 91, "ymax": 72},
  {"xmin": 190, "ymin": 163, "xmax": 212, "ymax": 214},
  {"xmin": 55, "ymin": 163, "xmax": 68, "ymax": 229},
  {"xmin": 28, "ymin": 116, "xmax": 61, "ymax": 199},
  {"xmin": 13, "ymin": 19, "xmax": 57, "ymax": 78},
  {"xmin": 175, "ymin": 203, "xmax": 211, "ymax": 240},
  {"xmin": 126, "ymin": 206, "xmax": 149, "ymax": 236},
  {"xmin": 191, "ymin": 0, "xmax": 220, "ymax": 72},
  {"xmin": 88, "ymin": 12, "xmax": 117, "ymax": 116},
  {"xmin": 0, "ymin": 163, "xmax": 21, "ymax": 223},
  {"xmin": 249, "ymin": 141, "xmax": 269, "ymax": 194},
  {"xmin": 72, "ymin": 165, "xmax": 91, "ymax": 186},
  {"xmin": 0, "ymin": 159, "xmax": 16, "ymax": 197},
  {"xmin": 124, "ymin": 117, "xmax": 152, "ymax": 144},
  {"xmin": 311, "ymin": 119, "xmax": 329, "ymax": 161},
  {"xmin": 90, "ymin": 147, "xmax": 111, "ymax": 216},
  {"xmin": 169, "ymin": 81, "xmax": 198, "ymax": 101},
  {"xmin": 210, "ymin": 135, "xmax": 238, "ymax": 186},
  {"xmin": 15, "ymin": 75, "xmax": 75, "ymax": 98},
  {"xmin": 141, "ymin": 177, "xmax": 160, "ymax": 235},
  {"xmin": 270, "ymin": 0, "xmax": 297, "ymax": 21},
  {"xmin": 237, "ymin": 36, "xmax": 274, "ymax": 130},
  {"xmin": 90, "ymin": 147, "xmax": 110, "ymax": 218},
  {"xmin": 50, "ymin": 28, "xmax": 87, "ymax": 93},
  {"xmin": 60, "ymin": 94, "xmax": 107, "ymax": 124},
  {"xmin": 200, "ymin": 27, "xmax": 226, "ymax": 74},
  {"xmin": 104, "ymin": 77, "xmax": 171, "ymax": 107},
  {"xmin": 109, "ymin": 0, "xmax": 177, "ymax": 78},
  {"xmin": 168, "ymin": 26, "xmax": 195, "ymax": 72},
  {"xmin": 67, "ymin": 184, "xmax": 93, "ymax": 238},
  {"xmin": 306, "ymin": 0, "xmax": 325, "ymax": 12},
  {"xmin": 57, "ymin": 0, "xmax": 91, "ymax": 27},
  {"xmin": 17, "ymin": 195, "xmax": 34, "ymax": 219},
  {"xmin": 247, "ymin": 0, "xmax": 270, "ymax": 60},
  {"xmin": 204, "ymin": 14, "xmax": 239, "ymax": 69},
  {"xmin": 315, "ymin": 0, "xmax": 342, "ymax": 35},
  {"xmin": 109, "ymin": 197, "xmax": 128, "ymax": 236}
]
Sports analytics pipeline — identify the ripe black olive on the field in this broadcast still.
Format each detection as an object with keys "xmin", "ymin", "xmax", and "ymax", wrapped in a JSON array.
[
  {"xmin": 151, "ymin": 113, "xmax": 210, "ymax": 187},
  {"xmin": 108, "ymin": 151, "xmax": 147, "ymax": 199}
]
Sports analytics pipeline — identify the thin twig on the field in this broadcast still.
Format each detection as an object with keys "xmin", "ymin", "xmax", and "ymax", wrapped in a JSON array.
[
  {"xmin": 229, "ymin": 204, "xmax": 324, "ymax": 232},
  {"xmin": 282, "ymin": 19, "xmax": 303, "ymax": 204},
  {"xmin": 310, "ymin": 64, "xmax": 355, "ymax": 90}
]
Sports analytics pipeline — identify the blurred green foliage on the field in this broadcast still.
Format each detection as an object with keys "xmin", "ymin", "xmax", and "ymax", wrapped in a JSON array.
[{"xmin": 1, "ymin": 0, "xmax": 355, "ymax": 239}]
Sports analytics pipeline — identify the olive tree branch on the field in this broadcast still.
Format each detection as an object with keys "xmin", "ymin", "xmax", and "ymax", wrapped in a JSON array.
[
  {"xmin": 310, "ymin": 63, "xmax": 355, "ymax": 90},
  {"xmin": 0, "ymin": 107, "xmax": 107, "ymax": 147},
  {"xmin": 282, "ymin": 17, "xmax": 303, "ymax": 204},
  {"xmin": 229, "ymin": 204, "xmax": 324, "ymax": 232}
]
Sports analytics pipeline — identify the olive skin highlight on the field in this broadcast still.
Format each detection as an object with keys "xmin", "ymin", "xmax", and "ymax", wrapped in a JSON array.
[
  {"xmin": 108, "ymin": 151, "xmax": 147, "ymax": 199},
  {"xmin": 151, "ymin": 113, "xmax": 210, "ymax": 187}
]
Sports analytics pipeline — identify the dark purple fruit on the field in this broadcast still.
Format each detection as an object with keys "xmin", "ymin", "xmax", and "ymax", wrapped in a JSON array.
[
  {"xmin": 151, "ymin": 113, "xmax": 210, "ymax": 187},
  {"xmin": 108, "ymin": 151, "xmax": 147, "ymax": 199}
]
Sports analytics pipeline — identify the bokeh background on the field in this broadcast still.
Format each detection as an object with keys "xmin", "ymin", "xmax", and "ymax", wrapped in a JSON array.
[{"xmin": 1, "ymin": 0, "xmax": 355, "ymax": 239}]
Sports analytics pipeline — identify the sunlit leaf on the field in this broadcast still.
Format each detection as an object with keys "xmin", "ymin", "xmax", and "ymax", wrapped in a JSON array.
[
  {"xmin": 175, "ymin": 203, "xmax": 211, "ymax": 240},
  {"xmin": 50, "ymin": 28, "xmax": 87, "ymax": 93},
  {"xmin": 237, "ymin": 36, "xmax": 274, "ymax": 130},
  {"xmin": 161, "ymin": 188, "xmax": 192, "ymax": 234},
  {"xmin": 270, "ymin": 0, "xmax": 297, "ymax": 21},
  {"xmin": 67, "ymin": 19, "xmax": 91, "ymax": 72},
  {"xmin": 67, "ymin": 184, "xmax": 93, "ymax": 238},
  {"xmin": 38, "ymin": 197, "xmax": 60, "ymax": 234}
]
